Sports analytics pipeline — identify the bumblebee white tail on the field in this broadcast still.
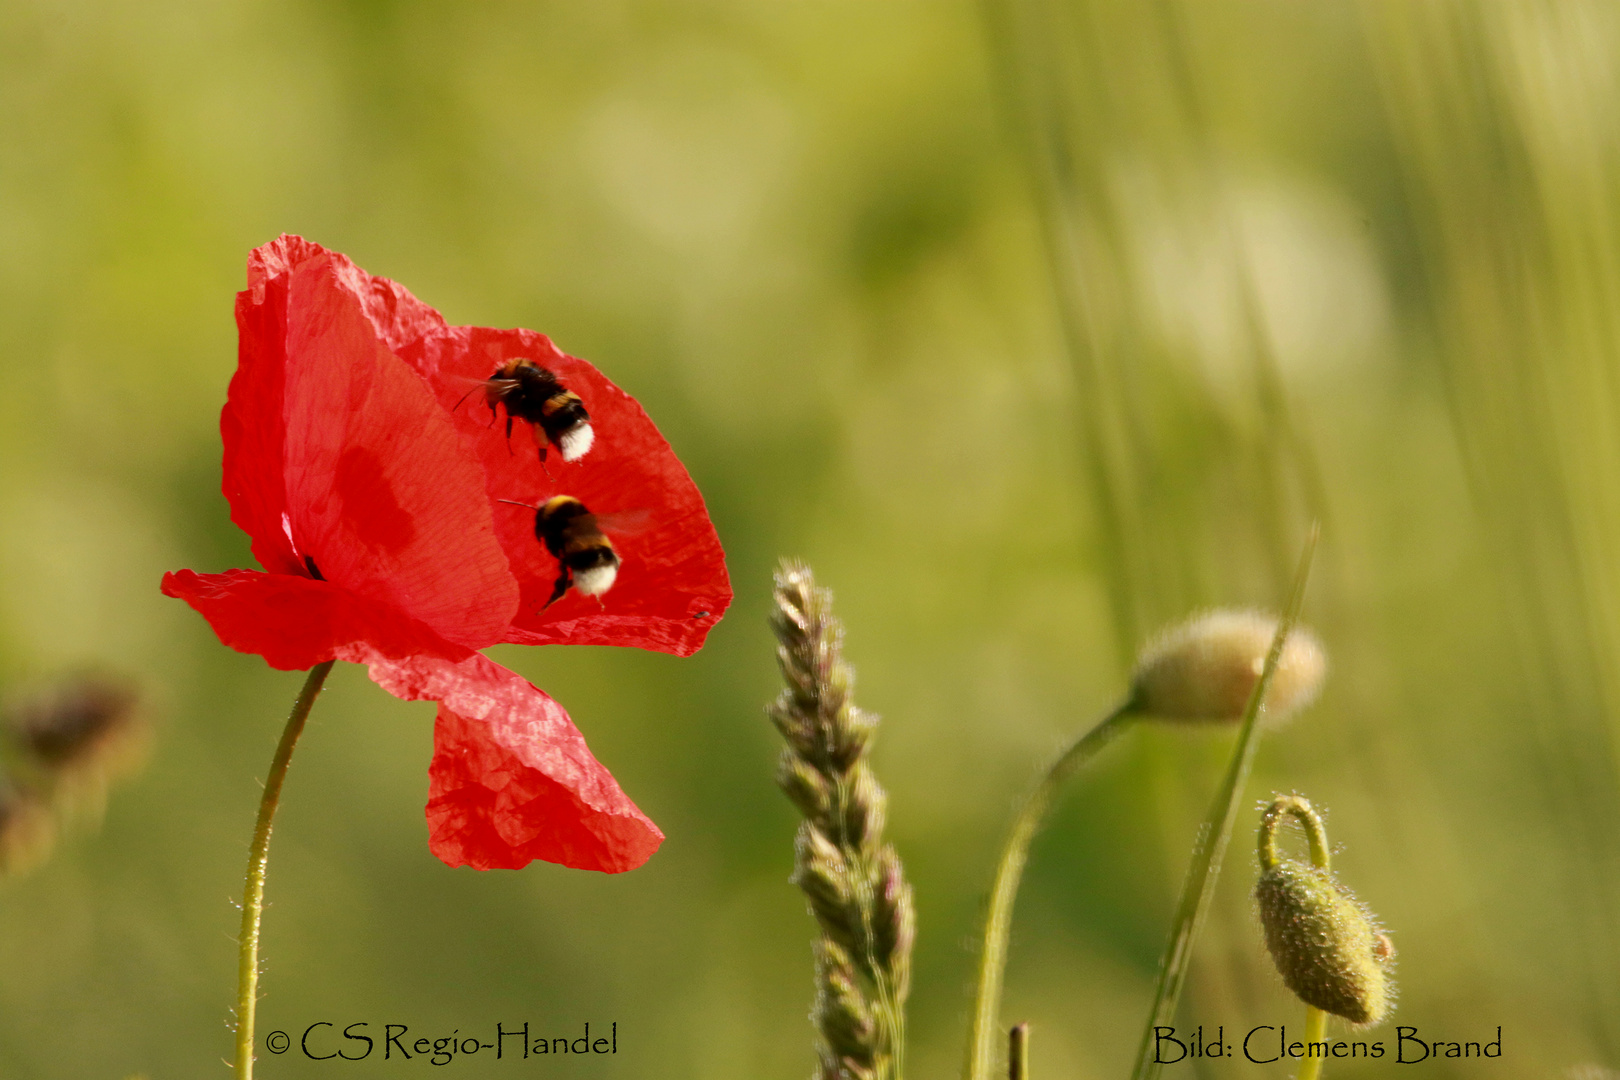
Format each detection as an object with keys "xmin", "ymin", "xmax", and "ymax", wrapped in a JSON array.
[
  {"xmin": 572, "ymin": 562, "xmax": 618, "ymax": 597},
  {"xmin": 557, "ymin": 423, "xmax": 595, "ymax": 462}
]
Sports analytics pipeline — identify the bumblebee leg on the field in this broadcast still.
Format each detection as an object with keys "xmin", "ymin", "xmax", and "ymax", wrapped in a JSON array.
[
  {"xmin": 529, "ymin": 423, "xmax": 555, "ymax": 479},
  {"xmin": 452, "ymin": 385, "xmax": 481, "ymax": 413},
  {"xmin": 541, "ymin": 571, "xmax": 571, "ymax": 610}
]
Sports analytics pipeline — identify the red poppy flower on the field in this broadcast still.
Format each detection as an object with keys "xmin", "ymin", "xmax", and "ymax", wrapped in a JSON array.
[{"xmin": 163, "ymin": 236, "xmax": 731, "ymax": 873}]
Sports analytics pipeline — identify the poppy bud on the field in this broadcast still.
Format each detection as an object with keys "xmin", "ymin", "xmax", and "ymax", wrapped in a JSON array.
[
  {"xmin": 1254, "ymin": 796, "xmax": 1393, "ymax": 1025},
  {"xmin": 1130, "ymin": 609, "xmax": 1325, "ymax": 722}
]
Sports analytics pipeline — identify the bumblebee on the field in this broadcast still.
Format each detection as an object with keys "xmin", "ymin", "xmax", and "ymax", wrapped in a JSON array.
[
  {"xmin": 502, "ymin": 495, "xmax": 620, "ymax": 608},
  {"xmin": 478, "ymin": 359, "xmax": 594, "ymax": 463}
]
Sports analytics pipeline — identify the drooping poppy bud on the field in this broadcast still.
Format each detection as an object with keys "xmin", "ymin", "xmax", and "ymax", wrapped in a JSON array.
[
  {"xmin": 1254, "ymin": 795, "xmax": 1394, "ymax": 1025},
  {"xmin": 1130, "ymin": 609, "xmax": 1325, "ymax": 722}
]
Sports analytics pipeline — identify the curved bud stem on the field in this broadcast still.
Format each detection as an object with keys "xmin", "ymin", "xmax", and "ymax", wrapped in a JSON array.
[
  {"xmin": 962, "ymin": 701, "xmax": 1135, "ymax": 1080},
  {"xmin": 1258, "ymin": 795, "xmax": 1331, "ymax": 874},
  {"xmin": 1129, "ymin": 524, "xmax": 1319, "ymax": 1080}
]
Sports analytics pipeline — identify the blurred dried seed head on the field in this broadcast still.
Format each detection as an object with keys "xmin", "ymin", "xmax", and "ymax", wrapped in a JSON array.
[
  {"xmin": 871, "ymin": 845, "xmax": 915, "ymax": 1000},
  {"xmin": 0, "ymin": 779, "xmax": 56, "ymax": 877},
  {"xmin": 0, "ymin": 673, "xmax": 147, "ymax": 877},
  {"xmin": 1131, "ymin": 609, "xmax": 1325, "ymax": 723},
  {"xmin": 5, "ymin": 673, "xmax": 145, "ymax": 784}
]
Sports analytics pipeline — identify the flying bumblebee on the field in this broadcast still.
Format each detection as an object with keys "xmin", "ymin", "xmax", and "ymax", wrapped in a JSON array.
[
  {"xmin": 500, "ymin": 495, "xmax": 620, "ymax": 608},
  {"xmin": 469, "ymin": 358, "xmax": 594, "ymax": 463}
]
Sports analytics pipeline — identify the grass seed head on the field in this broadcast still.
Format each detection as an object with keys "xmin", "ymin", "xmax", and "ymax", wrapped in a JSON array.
[{"xmin": 770, "ymin": 561, "xmax": 912, "ymax": 1080}]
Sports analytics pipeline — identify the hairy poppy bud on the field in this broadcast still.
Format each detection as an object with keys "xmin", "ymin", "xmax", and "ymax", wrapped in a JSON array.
[
  {"xmin": 1254, "ymin": 796, "xmax": 1393, "ymax": 1025},
  {"xmin": 1130, "ymin": 609, "xmax": 1325, "ymax": 722}
]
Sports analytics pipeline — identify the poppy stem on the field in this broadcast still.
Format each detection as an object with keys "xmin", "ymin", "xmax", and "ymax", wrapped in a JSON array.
[
  {"xmin": 234, "ymin": 659, "xmax": 334, "ymax": 1080},
  {"xmin": 1296, "ymin": 1007, "xmax": 1327, "ymax": 1080},
  {"xmin": 961, "ymin": 702, "xmax": 1135, "ymax": 1080}
]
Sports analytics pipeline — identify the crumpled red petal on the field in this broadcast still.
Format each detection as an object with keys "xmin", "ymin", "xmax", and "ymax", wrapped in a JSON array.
[
  {"xmin": 245, "ymin": 236, "xmax": 732, "ymax": 658},
  {"xmin": 355, "ymin": 648, "xmax": 664, "ymax": 873},
  {"xmin": 163, "ymin": 567, "xmax": 662, "ymax": 873},
  {"xmin": 161, "ymin": 569, "xmax": 465, "ymax": 671},
  {"xmin": 226, "ymin": 244, "xmax": 519, "ymax": 649},
  {"xmin": 250, "ymin": 235, "xmax": 445, "ymax": 358}
]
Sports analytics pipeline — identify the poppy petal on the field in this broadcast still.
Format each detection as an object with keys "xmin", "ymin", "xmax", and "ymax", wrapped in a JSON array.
[
  {"xmin": 224, "ymin": 257, "xmax": 301, "ymax": 577},
  {"xmin": 354, "ymin": 648, "xmax": 665, "ymax": 873},
  {"xmin": 230, "ymin": 241, "xmax": 521, "ymax": 649},
  {"xmin": 161, "ymin": 569, "xmax": 467, "ymax": 672},
  {"xmin": 248, "ymin": 234, "xmax": 446, "ymax": 356},
  {"xmin": 401, "ymin": 327, "xmax": 732, "ymax": 656}
]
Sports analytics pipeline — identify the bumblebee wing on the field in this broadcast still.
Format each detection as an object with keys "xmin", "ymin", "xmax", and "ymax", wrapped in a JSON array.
[
  {"xmin": 592, "ymin": 508, "xmax": 651, "ymax": 538},
  {"xmin": 440, "ymin": 372, "xmax": 503, "ymax": 413}
]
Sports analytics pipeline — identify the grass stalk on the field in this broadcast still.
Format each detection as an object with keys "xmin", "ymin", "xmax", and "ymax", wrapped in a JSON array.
[{"xmin": 1128, "ymin": 524, "xmax": 1318, "ymax": 1080}]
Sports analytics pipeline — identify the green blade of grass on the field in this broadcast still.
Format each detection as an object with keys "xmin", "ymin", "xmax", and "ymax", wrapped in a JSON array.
[{"xmin": 1128, "ymin": 523, "xmax": 1319, "ymax": 1080}]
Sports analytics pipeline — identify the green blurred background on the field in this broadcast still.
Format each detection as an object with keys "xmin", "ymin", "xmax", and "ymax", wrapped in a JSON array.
[{"xmin": 0, "ymin": 1, "xmax": 1617, "ymax": 1077}]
